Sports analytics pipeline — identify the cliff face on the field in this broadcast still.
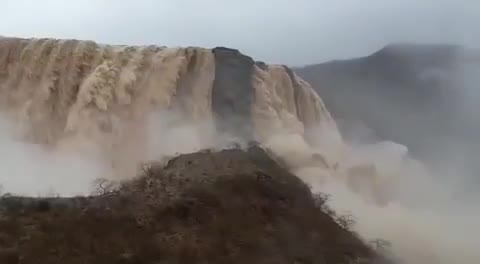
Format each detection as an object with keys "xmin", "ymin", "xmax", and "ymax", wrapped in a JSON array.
[{"xmin": 0, "ymin": 37, "xmax": 339, "ymax": 177}]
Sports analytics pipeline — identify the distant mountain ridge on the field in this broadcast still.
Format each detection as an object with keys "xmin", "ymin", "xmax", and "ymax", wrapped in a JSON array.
[{"xmin": 295, "ymin": 43, "xmax": 480, "ymax": 184}]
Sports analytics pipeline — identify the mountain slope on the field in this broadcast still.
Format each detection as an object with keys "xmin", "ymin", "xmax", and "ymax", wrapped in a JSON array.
[{"xmin": 295, "ymin": 44, "xmax": 480, "ymax": 183}]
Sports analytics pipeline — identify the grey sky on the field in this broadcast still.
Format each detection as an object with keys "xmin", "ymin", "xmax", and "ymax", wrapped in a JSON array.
[{"xmin": 1, "ymin": 0, "xmax": 479, "ymax": 65}]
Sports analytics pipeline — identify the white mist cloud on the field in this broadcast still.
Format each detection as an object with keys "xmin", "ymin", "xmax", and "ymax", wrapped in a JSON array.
[
  {"xmin": 0, "ymin": 115, "xmax": 108, "ymax": 197},
  {"xmin": 146, "ymin": 111, "xmax": 216, "ymax": 160},
  {"xmin": 257, "ymin": 120, "xmax": 480, "ymax": 264},
  {"xmin": 319, "ymin": 179, "xmax": 480, "ymax": 264}
]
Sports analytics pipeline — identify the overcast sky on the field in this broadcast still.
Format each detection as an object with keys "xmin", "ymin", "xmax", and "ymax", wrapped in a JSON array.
[{"xmin": 1, "ymin": 0, "xmax": 478, "ymax": 65}]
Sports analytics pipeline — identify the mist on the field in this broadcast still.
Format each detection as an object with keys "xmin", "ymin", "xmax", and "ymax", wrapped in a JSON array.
[
  {"xmin": 265, "ymin": 124, "xmax": 480, "ymax": 263},
  {"xmin": 0, "ymin": 109, "xmax": 220, "ymax": 197},
  {"xmin": 2, "ymin": 97, "xmax": 478, "ymax": 263},
  {"xmin": 291, "ymin": 48, "xmax": 480, "ymax": 262},
  {"xmin": 0, "ymin": 114, "xmax": 107, "ymax": 196}
]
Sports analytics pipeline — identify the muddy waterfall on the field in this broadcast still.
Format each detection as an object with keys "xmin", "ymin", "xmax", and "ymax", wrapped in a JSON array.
[{"xmin": 0, "ymin": 37, "xmax": 342, "ymax": 179}]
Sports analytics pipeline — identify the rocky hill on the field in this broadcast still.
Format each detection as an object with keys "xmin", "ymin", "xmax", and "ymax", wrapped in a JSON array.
[{"xmin": 0, "ymin": 146, "xmax": 387, "ymax": 264}]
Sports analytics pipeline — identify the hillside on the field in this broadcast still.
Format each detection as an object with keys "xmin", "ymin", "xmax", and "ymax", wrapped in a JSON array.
[
  {"xmin": 0, "ymin": 146, "xmax": 386, "ymax": 264},
  {"xmin": 295, "ymin": 44, "xmax": 480, "ymax": 184}
]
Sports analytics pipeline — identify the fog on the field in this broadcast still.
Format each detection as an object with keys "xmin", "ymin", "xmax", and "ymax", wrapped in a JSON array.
[
  {"xmin": 265, "ymin": 127, "xmax": 480, "ymax": 263},
  {"xmin": 0, "ymin": 114, "xmax": 108, "ymax": 196},
  {"xmin": 295, "ymin": 51, "xmax": 480, "ymax": 262},
  {"xmin": 1, "ymin": 96, "xmax": 479, "ymax": 263},
  {"xmin": 0, "ymin": 110, "xmax": 220, "ymax": 197}
]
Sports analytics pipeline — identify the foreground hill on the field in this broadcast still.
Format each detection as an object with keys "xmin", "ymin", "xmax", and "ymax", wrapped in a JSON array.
[{"xmin": 0, "ymin": 146, "xmax": 386, "ymax": 264}]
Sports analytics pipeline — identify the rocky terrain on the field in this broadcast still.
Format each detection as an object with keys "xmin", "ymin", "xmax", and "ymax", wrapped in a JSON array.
[{"xmin": 0, "ymin": 146, "xmax": 387, "ymax": 264}]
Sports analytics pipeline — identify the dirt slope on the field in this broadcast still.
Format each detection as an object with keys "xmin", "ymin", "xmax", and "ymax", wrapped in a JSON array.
[{"xmin": 0, "ymin": 146, "xmax": 384, "ymax": 264}]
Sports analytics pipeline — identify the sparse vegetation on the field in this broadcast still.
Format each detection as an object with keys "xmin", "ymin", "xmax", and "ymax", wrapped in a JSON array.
[
  {"xmin": 336, "ymin": 213, "xmax": 356, "ymax": 231},
  {"xmin": 0, "ymin": 147, "xmax": 390, "ymax": 263},
  {"xmin": 370, "ymin": 239, "xmax": 392, "ymax": 252},
  {"xmin": 91, "ymin": 178, "xmax": 118, "ymax": 196},
  {"xmin": 313, "ymin": 192, "xmax": 336, "ymax": 216}
]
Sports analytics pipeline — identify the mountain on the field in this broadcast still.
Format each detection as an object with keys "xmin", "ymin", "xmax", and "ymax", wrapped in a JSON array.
[{"xmin": 295, "ymin": 43, "xmax": 480, "ymax": 183}]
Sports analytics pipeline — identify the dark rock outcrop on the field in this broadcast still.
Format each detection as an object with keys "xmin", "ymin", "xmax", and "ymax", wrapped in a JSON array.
[{"xmin": 212, "ymin": 47, "xmax": 256, "ymax": 140}]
